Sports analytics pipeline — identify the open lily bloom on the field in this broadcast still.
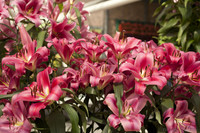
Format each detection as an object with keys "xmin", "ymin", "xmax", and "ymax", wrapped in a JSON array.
[
  {"xmin": 16, "ymin": 25, "xmax": 50, "ymax": 71},
  {"xmin": 163, "ymin": 100, "xmax": 197, "ymax": 133},
  {"xmin": 2, "ymin": 56, "xmax": 25, "ymax": 77},
  {"xmin": 80, "ymin": 37, "xmax": 106, "ymax": 62},
  {"xmin": 120, "ymin": 52, "xmax": 167, "ymax": 95},
  {"xmin": 51, "ymin": 38, "xmax": 86, "ymax": 65},
  {"xmin": 15, "ymin": 0, "xmax": 45, "ymax": 26},
  {"xmin": 0, "ymin": 0, "xmax": 9, "ymax": 18},
  {"xmin": 77, "ymin": 22, "xmax": 96, "ymax": 41},
  {"xmin": 63, "ymin": 67, "xmax": 82, "ymax": 91},
  {"xmin": 104, "ymin": 32, "xmax": 140, "ymax": 60},
  {"xmin": 69, "ymin": 1, "xmax": 88, "ymax": 21},
  {"xmin": 52, "ymin": 38, "xmax": 75, "ymax": 64},
  {"xmin": 12, "ymin": 67, "xmax": 64, "ymax": 119},
  {"xmin": 0, "ymin": 101, "xmax": 32, "ymax": 133},
  {"xmin": 47, "ymin": 0, "xmax": 60, "ymax": 20},
  {"xmin": 178, "ymin": 52, "xmax": 200, "ymax": 86},
  {"xmin": 46, "ymin": 18, "xmax": 76, "ymax": 44},
  {"xmin": 86, "ymin": 63, "xmax": 123, "ymax": 90},
  {"xmin": 162, "ymin": 43, "xmax": 182, "ymax": 71},
  {"xmin": 104, "ymin": 93, "xmax": 147, "ymax": 131},
  {"xmin": 0, "ymin": 19, "xmax": 17, "ymax": 52},
  {"xmin": 0, "ymin": 70, "xmax": 20, "ymax": 95}
]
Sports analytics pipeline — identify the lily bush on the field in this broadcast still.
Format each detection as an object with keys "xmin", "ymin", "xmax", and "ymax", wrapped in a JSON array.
[{"xmin": 0, "ymin": 0, "xmax": 199, "ymax": 133}]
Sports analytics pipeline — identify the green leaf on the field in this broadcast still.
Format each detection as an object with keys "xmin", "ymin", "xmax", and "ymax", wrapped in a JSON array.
[
  {"xmin": 62, "ymin": 104, "xmax": 80, "ymax": 133},
  {"xmin": 153, "ymin": 6, "xmax": 163, "ymax": 17},
  {"xmin": 72, "ymin": 105, "xmax": 87, "ymax": 133},
  {"xmin": 113, "ymin": 84, "xmax": 123, "ymax": 116},
  {"xmin": 90, "ymin": 116, "xmax": 105, "ymax": 124},
  {"xmin": 62, "ymin": 88, "xmax": 89, "ymax": 115},
  {"xmin": 74, "ymin": 7, "xmax": 82, "ymax": 28},
  {"xmin": 72, "ymin": 28, "xmax": 82, "ymax": 39},
  {"xmin": 177, "ymin": 21, "xmax": 190, "ymax": 44},
  {"xmin": 25, "ymin": 23, "xmax": 35, "ymax": 31},
  {"xmin": 0, "ymin": 105, "xmax": 4, "ymax": 117},
  {"xmin": 74, "ymin": 96, "xmax": 89, "ymax": 116},
  {"xmin": 62, "ymin": 88, "xmax": 75, "ymax": 95},
  {"xmin": 161, "ymin": 98, "xmax": 173, "ymax": 112},
  {"xmin": 46, "ymin": 110, "xmax": 65, "ymax": 133},
  {"xmin": 178, "ymin": 5, "xmax": 192, "ymax": 22},
  {"xmin": 5, "ymin": 64, "xmax": 15, "ymax": 71},
  {"xmin": 194, "ymin": 31, "xmax": 200, "ymax": 42},
  {"xmin": 36, "ymin": 30, "xmax": 46, "ymax": 50},
  {"xmin": 102, "ymin": 123, "xmax": 112, "ymax": 133},
  {"xmin": 85, "ymin": 87, "xmax": 97, "ymax": 95},
  {"xmin": 58, "ymin": 3, "xmax": 63, "ymax": 12},
  {"xmin": 158, "ymin": 18, "xmax": 179, "ymax": 33},
  {"xmin": 155, "ymin": 4, "xmax": 171, "ymax": 23},
  {"xmin": 165, "ymin": 12, "xmax": 179, "ymax": 20},
  {"xmin": 195, "ymin": 43, "xmax": 200, "ymax": 53},
  {"xmin": 0, "ymin": 90, "xmax": 22, "ymax": 100},
  {"xmin": 191, "ymin": 94, "xmax": 200, "ymax": 132},
  {"xmin": 155, "ymin": 109, "xmax": 162, "ymax": 125},
  {"xmin": 184, "ymin": 0, "xmax": 189, "ymax": 7},
  {"xmin": 185, "ymin": 40, "xmax": 194, "ymax": 51},
  {"xmin": 180, "ymin": 32, "xmax": 187, "ymax": 47}
]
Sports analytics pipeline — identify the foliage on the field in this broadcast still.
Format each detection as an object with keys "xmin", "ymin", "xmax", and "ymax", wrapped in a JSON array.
[
  {"xmin": 0, "ymin": 0, "xmax": 199, "ymax": 133},
  {"xmin": 154, "ymin": 0, "xmax": 200, "ymax": 52}
]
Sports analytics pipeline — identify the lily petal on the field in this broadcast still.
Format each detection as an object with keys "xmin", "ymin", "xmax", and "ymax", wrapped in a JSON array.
[
  {"xmin": 107, "ymin": 114, "xmax": 120, "ymax": 129},
  {"xmin": 28, "ymin": 102, "xmax": 46, "ymax": 118},
  {"xmin": 103, "ymin": 94, "xmax": 119, "ymax": 116}
]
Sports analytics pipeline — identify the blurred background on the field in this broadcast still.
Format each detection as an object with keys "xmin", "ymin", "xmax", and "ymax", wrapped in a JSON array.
[{"xmin": 80, "ymin": 0, "xmax": 159, "ymax": 42}]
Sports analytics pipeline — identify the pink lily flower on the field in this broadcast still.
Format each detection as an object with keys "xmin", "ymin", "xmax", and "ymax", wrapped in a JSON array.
[
  {"xmin": 51, "ymin": 38, "xmax": 83, "ymax": 64},
  {"xmin": 68, "ymin": 1, "xmax": 88, "ymax": 21},
  {"xmin": 174, "ymin": 85, "xmax": 193, "ymax": 100},
  {"xmin": 46, "ymin": 18, "xmax": 76, "ymax": 44},
  {"xmin": 86, "ymin": 62, "xmax": 123, "ymax": 90},
  {"xmin": 162, "ymin": 43, "xmax": 182, "ymax": 71},
  {"xmin": 63, "ymin": 67, "xmax": 81, "ymax": 91},
  {"xmin": 178, "ymin": 52, "xmax": 200, "ymax": 86},
  {"xmin": 104, "ymin": 32, "xmax": 140, "ymax": 60},
  {"xmin": 0, "ymin": 101, "xmax": 32, "ymax": 133},
  {"xmin": 17, "ymin": 25, "xmax": 50, "ymax": 71},
  {"xmin": 104, "ymin": 93, "xmax": 147, "ymax": 131},
  {"xmin": 77, "ymin": 22, "xmax": 96, "ymax": 41},
  {"xmin": 0, "ymin": 70, "xmax": 20, "ymax": 95},
  {"xmin": 47, "ymin": 0, "xmax": 60, "ymax": 21},
  {"xmin": 135, "ymin": 40, "xmax": 158, "ymax": 54},
  {"xmin": 15, "ymin": 0, "xmax": 45, "ymax": 26},
  {"xmin": 80, "ymin": 36, "xmax": 106, "ymax": 62},
  {"xmin": 62, "ymin": 0, "xmax": 71, "ymax": 15},
  {"xmin": 0, "ymin": 19, "xmax": 17, "ymax": 52},
  {"xmin": 63, "ymin": 61, "xmax": 95, "ymax": 90},
  {"xmin": 120, "ymin": 52, "xmax": 167, "ymax": 95},
  {"xmin": 12, "ymin": 67, "xmax": 64, "ymax": 119},
  {"xmin": 0, "ymin": 0, "xmax": 9, "ymax": 18},
  {"xmin": 2, "ymin": 56, "xmax": 25, "ymax": 77},
  {"xmin": 163, "ymin": 100, "xmax": 197, "ymax": 133}
]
